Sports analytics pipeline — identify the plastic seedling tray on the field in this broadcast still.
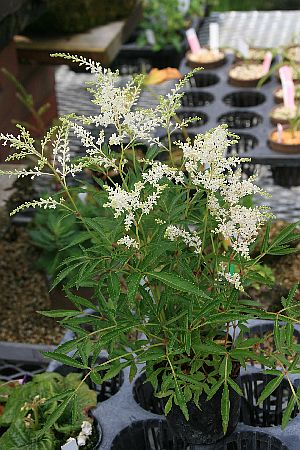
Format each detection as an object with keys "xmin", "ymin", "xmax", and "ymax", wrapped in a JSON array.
[{"xmin": 178, "ymin": 54, "xmax": 300, "ymax": 187}]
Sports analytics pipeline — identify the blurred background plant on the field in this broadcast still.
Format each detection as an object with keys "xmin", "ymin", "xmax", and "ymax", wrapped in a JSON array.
[
  {"xmin": 0, "ymin": 372, "xmax": 97, "ymax": 449},
  {"xmin": 213, "ymin": 0, "xmax": 300, "ymax": 11},
  {"xmin": 26, "ymin": 0, "xmax": 138, "ymax": 34},
  {"xmin": 137, "ymin": 0, "xmax": 208, "ymax": 51}
]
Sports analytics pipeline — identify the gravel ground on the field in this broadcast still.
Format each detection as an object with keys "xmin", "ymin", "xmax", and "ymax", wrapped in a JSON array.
[{"xmin": 0, "ymin": 219, "xmax": 63, "ymax": 345}]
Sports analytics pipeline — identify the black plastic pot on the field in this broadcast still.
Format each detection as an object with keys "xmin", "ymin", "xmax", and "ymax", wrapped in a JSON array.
[
  {"xmin": 240, "ymin": 372, "xmax": 298, "ymax": 427},
  {"xmin": 110, "ymin": 419, "xmax": 289, "ymax": 450},
  {"xmin": 133, "ymin": 373, "xmax": 164, "ymax": 415},
  {"xmin": 214, "ymin": 431, "xmax": 289, "ymax": 450},
  {"xmin": 165, "ymin": 380, "xmax": 241, "ymax": 444},
  {"xmin": 271, "ymin": 166, "xmax": 300, "ymax": 187}
]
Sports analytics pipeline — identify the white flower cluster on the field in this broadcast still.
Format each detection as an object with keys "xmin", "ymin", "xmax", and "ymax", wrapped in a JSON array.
[
  {"xmin": 71, "ymin": 123, "xmax": 117, "ymax": 171},
  {"xmin": 165, "ymin": 225, "xmax": 202, "ymax": 254},
  {"xmin": 117, "ymin": 235, "xmax": 139, "ymax": 249},
  {"xmin": 142, "ymin": 161, "xmax": 184, "ymax": 185},
  {"xmin": 209, "ymin": 198, "xmax": 270, "ymax": 258},
  {"xmin": 104, "ymin": 161, "xmax": 183, "ymax": 232},
  {"xmin": 217, "ymin": 262, "xmax": 244, "ymax": 291},
  {"xmin": 10, "ymin": 197, "xmax": 65, "ymax": 216},
  {"xmin": 77, "ymin": 420, "xmax": 93, "ymax": 447},
  {"xmin": 176, "ymin": 125, "xmax": 270, "ymax": 258}
]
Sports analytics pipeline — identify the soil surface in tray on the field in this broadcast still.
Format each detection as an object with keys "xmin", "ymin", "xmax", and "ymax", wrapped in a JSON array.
[
  {"xmin": 271, "ymin": 129, "xmax": 300, "ymax": 145},
  {"xmin": 0, "ymin": 215, "xmax": 63, "ymax": 345}
]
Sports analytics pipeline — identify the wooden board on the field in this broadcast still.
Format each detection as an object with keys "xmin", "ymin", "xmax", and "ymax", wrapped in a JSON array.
[{"xmin": 14, "ymin": 2, "xmax": 142, "ymax": 66}]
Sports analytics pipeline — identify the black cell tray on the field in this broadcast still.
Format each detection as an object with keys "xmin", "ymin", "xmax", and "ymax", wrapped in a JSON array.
[{"xmin": 179, "ymin": 54, "xmax": 300, "ymax": 167}]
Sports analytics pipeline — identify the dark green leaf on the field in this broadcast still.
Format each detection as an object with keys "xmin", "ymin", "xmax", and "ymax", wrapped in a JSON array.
[
  {"xmin": 221, "ymin": 384, "xmax": 230, "ymax": 434},
  {"xmin": 257, "ymin": 374, "xmax": 284, "ymax": 404},
  {"xmin": 42, "ymin": 352, "xmax": 87, "ymax": 369},
  {"xmin": 147, "ymin": 271, "xmax": 209, "ymax": 299},
  {"xmin": 282, "ymin": 395, "xmax": 296, "ymax": 429}
]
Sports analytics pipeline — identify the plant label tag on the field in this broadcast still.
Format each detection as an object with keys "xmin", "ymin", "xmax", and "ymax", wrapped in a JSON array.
[
  {"xmin": 145, "ymin": 29, "xmax": 156, "ymax": 46},
  {"xmin": 279, "ymin": 65, "xmax": 293, "ymax": 85},
  {"xmin": 178, "ymin": 0, "xmax": 190, "ymax": 14},
  {"xmin": 262, "ymin": 51, "xmax": 272, "ymax": 73},
  {"xmin": 283, "ymin": 81, "xmax": 296, "ymax": 110},
  {"xmin": 237, "ymin": 40, "xmax": 249, "ymax": 59},
  {"xmin": 209, "ymin": 23, "xmax": 219, "ymax": 53},
  {"xmin": 277, "ymin": 123, "xmax": 283, "ymax": 143},
  {"xmin": 186, "ymin": 28, "xmax": 201, "ymax": 54},
  {"xmin": 61, "ymin": 438, "xmax": 78, "ymax": 450}
]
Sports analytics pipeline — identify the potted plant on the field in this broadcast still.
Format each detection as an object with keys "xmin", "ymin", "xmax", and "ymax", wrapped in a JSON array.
[
  {"xmin": 268, "ymin": 114, "xmax": 300, "ymax": 153},
  {"xmin": 234, "ymin": 47, "xmax": 271, "ymax": 63},
  {"xmin": 285, "ymin": 44, "xmax": 300, "ymax": 64},
  {"xmin": 0, "ymin": 372, "xmax": 100, "ymax": 449},
  {"xmin": 186, "ymin": 47, "xmax": 226, "ymax": 70},
  {"xmin": 228, "ymin": 62, "xmax": 269, "ymax": 87},
  {"xmin": 269, "ymin": 104, "xmax": 299, "ymax": 126},
  {"xmin": 113, "ymin": 0, "xmax": 208, "ymax": 71},
  {"xmin": 274, "ymin": 83, "xmax": 300, "ymax": 103},
  {"xmin": 1, "ymin": 54, "xmax": 300, "ymax": 445}
]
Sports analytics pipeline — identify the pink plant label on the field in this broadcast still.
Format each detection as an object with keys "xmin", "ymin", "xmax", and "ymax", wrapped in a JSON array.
[
  {"xmin": 186, "ymin": 28, "xmax": 201, "ymax": 54},
  {"xmin": 279, "ymin": 65, "xmax": 293, "ymax": 85},
  {"xmin": 262, "ymin": 51, "xmax": 272, "ymax": 73},
  {"xmin": 277, "ymin": 123, "xmax": 283, "ymax": 143},
  {"xmin": 283, "ymin": 81, "xmax": 296, "ymax": 110}
]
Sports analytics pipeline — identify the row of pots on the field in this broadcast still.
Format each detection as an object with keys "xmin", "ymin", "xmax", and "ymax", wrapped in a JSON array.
[
  {"xmin": 183, "ymin": 49, "xmax": 300, "ymax": 154},
  {"xmin": 51, "ymin": 321, "xmax": 300, "ymax": 449}
]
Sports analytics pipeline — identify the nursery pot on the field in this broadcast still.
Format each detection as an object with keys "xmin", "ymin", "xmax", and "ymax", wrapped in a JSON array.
[
  {"xmin": 228, "ymin": 62, "xmax": 268, "ymax": 88},
  {"xmin": 186, "ymin": 48, "xmax": 226, "ymax": 70},
  {"xmin": 268, "ymin": 125, "xmax": 300, "ymax": 154},
  {"xmin": 234, "ymin": 48, "xmax": 270, "ymax": 64},
  {"xmin": 165, "ymin": 374, "xmax": 241, "ymax": 444},
  {"xmin": 273, "ymin": 85, "xmax": 300, "ymax": 104},
  {"xmin": 269, "ymin": 104, "xmax": 295, "ymax": 126}
]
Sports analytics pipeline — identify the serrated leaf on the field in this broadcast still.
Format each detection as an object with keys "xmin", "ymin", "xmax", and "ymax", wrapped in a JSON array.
[
  {"xmin": 62, "ymin": 232, "xmax": 91, "ymax": 250},
  {"xmin": 228, "ymin": 378, "xmax": 243, "ymax": 397},
  {"xmin": 38, "ymin": 310, "xmax": 79, "ymax": 318},
  {"xmin": 261, "ymin": 222, "xmax": 271, "ymax": 253},
  {"xmin": 90, "ymin": 371, "xmax": 103, "ymax": 385},
  {"xmin": 175, "ymin": 388, "xmax": 189, "ymax": 421},
  {"xmin": 127, "ymin": 273, "xmax": 141, "ymax": 304},
  {"xmin": 42, "ymin": 352, "xmax": 87, "ymax": 369},
  {"xmin": 147, "ymin": 271, "xmax": 209, "ymax": 299},
  {"xmin": 129, "ymin": 363, "xmax": 137, "ymax": 382},
  {"xmin": 267, "ymin": 248, "xmax": 297, "ymax": 256},
  {"xmin": 164, "ymin": 395, "xmax": 173, "ymax": 415},
  {"xmin": 221, "ymin": 384, "xmax": 230, "ymax": 434},
  {"xmin": 101, "ymin": 362, "xmax": 128, "ymax": 381},
  {"xmin": 282, "ymin": 395, "xmax": 296, "ymax": 429},
  {"xmin": 257, "ymin": 374, "xmax": 284, "ymax": 405},
  {"xmin": 52, "ymin": 261, "xmax": 85, "ymax": 289},
  {"xmin": 270, "ymin": 221, "xmax": 300, "ymax": 247},
  {"xmin": 38, "ymin": 396, "xmax": 71, "ymax": 436},
  {"xmin": 108, "ymin": 272, "xmax": 120, "ymax": 303},
  {"xmin": 84, "ymin": 217, "xmax": 112, "ymax": 245},
  {"xmin": 206, "ymin": 379, "xmax": 224, "ymax": 401},
  {"xmin": 64, "ymin": 289, "xmax": 96, "ymax": 311}
]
